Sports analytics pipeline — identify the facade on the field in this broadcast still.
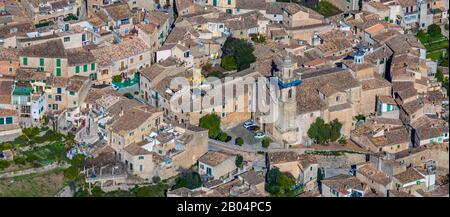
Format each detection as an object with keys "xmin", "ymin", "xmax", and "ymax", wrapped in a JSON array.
[
  {"xmin": 19, "ymin": 40, "xmax": 69, "ymax": 78},
  {"xmin": 198, "ymin": 151, "xmax": 237, "ymax": 180}
]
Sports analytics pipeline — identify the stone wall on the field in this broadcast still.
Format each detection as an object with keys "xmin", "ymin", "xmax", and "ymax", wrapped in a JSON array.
[{"xmin": 313, "ymin": 152, "xmax": 367, "ymax": 169}]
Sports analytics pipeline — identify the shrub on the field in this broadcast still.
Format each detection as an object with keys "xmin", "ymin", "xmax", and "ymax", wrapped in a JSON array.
[
  {"xmin": 152, "ymin": 176, "xmax": 161, "ymax": 183},
  {"xmin": 112, "ymin": 75, "xmax": 123, "ymax": 83},
  {"xmin": 131, "ymin": 183, "xmax": 169, "ymax": 197},
  {"xmin": 14, "ymin": 156, "xmax": 27, "ymax": 165},
  {"xmin": 173, "ymin": 171, "xmax": 202, "ymax": 190},
  {"xmin": 250, "ymin": 34, "xmax": 265, "ymax": 43},
  {"xmin": 22, "ymin": 127, "xmax": 40, "ymax": 138},
  {"xmin": 0, "ymin": 160, "xmax": 11, "ymax": 170},
  {"xmin": 235, "ymin": 137, "xmax": 244, "ymax": 146},
  {"xmin": 218, "ymin": 132, "xmax": 229, "ymax": 142},
  {"xmin": 221, "ymin": 56, "xmax": 237, "ymax": 71},
  {"xmin": 262, "ymin": 137, "xmax": 272, "ymax": 149}
]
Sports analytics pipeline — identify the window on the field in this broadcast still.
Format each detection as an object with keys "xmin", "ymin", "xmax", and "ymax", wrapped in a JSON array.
[
  {"xmin": 227, "ymin": 0, "xmax": 231, "ymax": 5},
  {"xmin": 8, "ymin": 67, "xmax": 13, "ymax": 72},
  {"xmin": 23, "ymin": 57, "xmax": 28, "ymax": 65},
  {"xmin": 56, "ymin": 59, "xmax": 61, "ymax": 67},
  {"xmin": 40, "ymin": 58, "xmax": 45, "ymax": 66},
  {"xmin": 184, "ymin": 52, "xmax": 190, "ymax": 58},
  {"xmin": 69, "ymin": 91, "xmax": 75, "ymax": 96},
  {"xmin": 0, "ymin": 118, "xmax": 3, "ymax": 125},
  {"xmin": 55, "ymin": 95, "xmax": 62, "ymax": 101},
  {"xmin": 56, "ymin": 68, "xmax": 61, "ymax": 76},
  {"xmin": 140, "ymin": 165, "xmax": 143, "ymax": 171},
  {"xmin": 57, "ymin": 88, "xmax": 62, "ymax": 94},
  {"xmin": 5, "ymin": 117, "xmax": 12, "ymax": 124},
  {"xmin": 91, "ymin": 63, "xmax": 95, "ymax": 71},
  {"xmin": 288, "ymin": 89, "xmax": 292, "ymax": 99},
  {"xmin": 336, "ymin": 95, "xmax": 340, "ymax": 101},
  {"xmin": 75, "ymin": 66, "xmax": 80, "ymax": 73},
  {"xmin": 64, "ymin": 37, "xmax": 70, "ymax": 42},
  {"xmin": 130, "ymin": 58, "xmax": 134, "ymax": 64},
  {"xmin": 48, "ymin": 94, "xmax": 52, "ymax": 99},
  {"xmin": 416, "ymin": 181, "xmax": 420, "ymax": 186},
  {"xmin": 83, "ymin": 64, "xmax": 88, "ymax": 72},
  {"xmin": 139, "ymin": 55, "xmax": 143, "ymax": 61},
  {"xmin": 139, "ymin": 156, "xmax": 144, "ymax": 160}
]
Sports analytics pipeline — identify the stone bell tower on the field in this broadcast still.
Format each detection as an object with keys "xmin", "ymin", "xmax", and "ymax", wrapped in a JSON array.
[{"xmin": 274, "ymin": 55, "xmax": 301, "ymax": 147}]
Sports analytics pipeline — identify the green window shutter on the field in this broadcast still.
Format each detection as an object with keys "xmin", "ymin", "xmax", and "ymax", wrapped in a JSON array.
[
  {"xmin": 5, "ymin": 117, "xmax": 13, "ymax": 124},
  {"xmin": 23, "ymin": 57, "xmax": 28, "ymax": 65},
  {"xmin": 75, "ymin": 66, "xmax": 80, "ymax": 73},
  {"xmin": 0, "ymin": 118, "xmax": 4, "ymax": 125},
  {"xmin": 56, "ymin": 59, "xmax": 61, "ymax": 67},
  {"xmin": 91, "ymin": 63, "xmax": 95, "ymax": 71},
  {"xmin": 40, "ymin": 58, "xmax": 45, "ymax": 66},
  {"xmin": 56, "ymin": 68, "xmax": 61, "ymax": 76},
  {"xmin": 384, "ymin": 16, "xmax": 389, "ymax": 22},
  {"xmin": 83, "ymin": 64, "xmax": 88, "ymax": 72},
  {"xmin": 228, "ymin": 0, "xmax": 231, "ymax": 5},
  {"xmin": 387, "ymin": 104, "xmax": 391, "ymax": 111}
]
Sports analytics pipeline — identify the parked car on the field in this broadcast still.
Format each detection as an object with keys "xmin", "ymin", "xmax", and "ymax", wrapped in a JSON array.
[
  {"xmin": 243, "ymin": 120, "xmax": 256, "ymax": 129},
  {"xmin": 254, "ymin": 131, "xmax": 265, "ymax": 139}
]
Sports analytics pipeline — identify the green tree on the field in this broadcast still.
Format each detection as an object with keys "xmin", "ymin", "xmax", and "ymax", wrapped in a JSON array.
[
  {"xmin": 235, "ymin": 155, "xmax": 243, "ymax": 168},
  {"xmin": 221, "ymin": 56, "xmax": 237, "ymax": 71},
  {"xmin": 64, "ymin": 166, "xmax": 80, "ymax": 181},
  {"xmin": 307, "ymin": 118, "xmax": 342, "ymax": 144},
  {"xmin": 235, "ymin": 137, "xmax": 244, "ymax": 146},
  {"xmin": 265, "ymin": 168, "xmax": 297, "ymax": 197},
  {"xmin": 427, "ymin": 24, "xmax": 442, "ymax": 37},
  {"xmin": 329, "ymin": 119, "xmax": 343, "ymax": 142},
  {"xmin": 222, "ymin": 38, "xmax": 256, "ymax": 71},
  {"xmin": 0, "ymin": 143, "xmax": 13, "ymax": 151},
  {"xmin": 262, "ymin": 137, "xmax": 272, "ymax": 149},
  {"xmin": 91, "ymin": 186, "xmax": 106, "ymax": 197},
  {"xmin": 317, "ymin": 168, "xmax": 325, "ymax": 182},
  {"xmin": 173, "ymin": 171, "xmax": 202, "ymax": 190},
  {"xmin": 71, "ymin": 154, "xmax": 86, "ymax": 168},
  {"xmin": 436, "ymin": 68, "xmax": 444, "ymax": 82},
  {"xmin": 199, "ymin": 113, "xmax": 221, "ymax": 139}
]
